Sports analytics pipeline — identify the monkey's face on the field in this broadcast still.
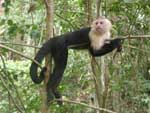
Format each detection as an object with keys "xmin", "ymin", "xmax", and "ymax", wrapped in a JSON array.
[{"xmin": 91, "ymin": 18, "xmax": 112, "ymax": 34}]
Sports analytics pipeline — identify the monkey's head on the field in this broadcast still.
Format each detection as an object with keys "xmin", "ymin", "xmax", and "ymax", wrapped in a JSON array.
[{"xmin": 91, "ymin": 17, "xmax": 112, "ymax": 34}]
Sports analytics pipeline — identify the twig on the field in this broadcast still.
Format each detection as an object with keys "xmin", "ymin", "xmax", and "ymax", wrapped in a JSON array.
[
  {"xmin": 0, "ymin": 41, "xmax": 40, "ymax": 49},
  {"xmin": 0, "ymin": 74, "xmax": 24, "ymax": 113},
  {"xmin": 120, "ymin": 35, "xmax": 150, "ymax": 40},
  {"xmin": 124, "ymin": 45, "xmax": 150, "ymax": 54},
  {"xmin": 0, "ymin": 55, "xmax": 26, "ymax": 111},
  {"xmin": 108, "ymin": 35, "xmax": 150, "ymax": 41},
  {"xmin": 0, "ymin": 44, "xmax": 42, "ymax": 68},
  {"xmin": 43, "ymin": 0, "xmax": 49, "ymax": 10},
  {"xmin": 55, "ymin": 13, "xmax": 77, "ymax": 29},
  {"xmin": 52, "ymin": 99, "xmax": 117, "ymax": 113},
  {"xmin": 0, "ymin": 55, "xmax": 24, "ymax": 113}
]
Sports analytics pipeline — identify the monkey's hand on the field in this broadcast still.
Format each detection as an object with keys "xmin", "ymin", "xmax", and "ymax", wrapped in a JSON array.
[
  {"xmin": 90, "ymin": 38, "xmax": 122, "ymax": 57},
  {"xmin": 112, "ymin": 38, "xmax": 122, "ymax": 52},
  {"xmin": 40, "ymin": 67, "xmax": 47, "ymax": 78}
]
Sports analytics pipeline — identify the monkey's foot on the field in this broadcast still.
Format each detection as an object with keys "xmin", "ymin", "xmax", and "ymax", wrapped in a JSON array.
[
  {"xmin": 53, "ymin": 91, "xmax": 63, "ymax": 105},
  {"xmin": 47, "ymin": 89, "xmax": 55, "ymax": 104}
]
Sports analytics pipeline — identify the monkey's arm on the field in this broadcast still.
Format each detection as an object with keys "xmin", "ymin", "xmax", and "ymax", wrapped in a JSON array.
[{"xmin": 89, "ymin": 38, "xmax": 122, "ymax": 57}]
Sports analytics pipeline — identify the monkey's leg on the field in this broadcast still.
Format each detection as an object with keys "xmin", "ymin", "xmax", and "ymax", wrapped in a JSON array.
[{"xmin": 47, "ymin": 47, "xmax": 68, "ymax": 104}]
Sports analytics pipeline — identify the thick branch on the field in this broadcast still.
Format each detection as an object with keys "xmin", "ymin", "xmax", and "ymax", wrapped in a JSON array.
[{"xmin": 1, "ymin": 35, "xmax": 150, "ymax": 48}]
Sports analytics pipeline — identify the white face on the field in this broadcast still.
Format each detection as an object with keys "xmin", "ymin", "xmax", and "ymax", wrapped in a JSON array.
[{"xmin": 91, "ymin": 17, "xmax": 112, "ymax": 34}]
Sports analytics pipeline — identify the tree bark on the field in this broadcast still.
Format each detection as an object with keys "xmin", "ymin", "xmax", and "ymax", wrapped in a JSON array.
[
  {"xmin": 91, "ymin": 1, "xmax": 110, "ymax": 113},
  {"xmin": 40, "ymin": 0, "xmax": 54, "ymax": 113}
]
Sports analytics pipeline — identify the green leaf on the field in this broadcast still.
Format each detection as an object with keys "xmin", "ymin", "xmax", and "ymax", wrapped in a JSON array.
[
  {"xmin": 7, "ymin": 19, "xmax": 13, "ymax": 25},
  {"xmin": 8, "ymin": 23, "xmax": 18, "ymax": 36}
]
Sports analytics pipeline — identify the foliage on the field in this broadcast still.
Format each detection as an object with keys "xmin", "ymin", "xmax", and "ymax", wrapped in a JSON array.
[{"xmin": 0, "ymin": 0, "xmax": 149, "ymax": 113}]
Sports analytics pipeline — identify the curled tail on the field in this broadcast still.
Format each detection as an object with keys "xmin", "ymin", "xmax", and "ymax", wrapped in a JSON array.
[{"xmin": 30, "ymin": 40, "xmax": 52, "ymax": 84}]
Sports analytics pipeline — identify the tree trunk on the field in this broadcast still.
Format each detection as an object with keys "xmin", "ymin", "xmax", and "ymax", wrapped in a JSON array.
[
  {"xmin": 40, "ymin": 0, "xmax": 54, "ymax": 113},
  {"xmin": 91, "ymin": 1, "xmax": 110, "ymax": 113}
]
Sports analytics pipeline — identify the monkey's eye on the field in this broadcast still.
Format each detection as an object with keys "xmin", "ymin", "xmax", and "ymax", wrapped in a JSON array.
[
  {"xmin": 100, "ymin": 21, "xmax": 103, "ymax": 24},
  {"xmin": 95, "ymin": 22, "xmax": 98, "ymax": 25}
]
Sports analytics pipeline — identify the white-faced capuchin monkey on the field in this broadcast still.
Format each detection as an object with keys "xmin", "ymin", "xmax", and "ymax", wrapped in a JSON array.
[{"xmin": 30, "ymin": 17, "xmax": 122, "ymax": 104}]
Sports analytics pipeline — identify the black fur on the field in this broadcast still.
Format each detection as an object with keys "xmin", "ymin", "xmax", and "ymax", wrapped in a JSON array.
[
  {"xmin": 89, "ymin": 38, "xmax": 122, "ymax": 56},
  {"xmin": 29, "ymin": 27, "xmax": 122, "ymax": 103}
]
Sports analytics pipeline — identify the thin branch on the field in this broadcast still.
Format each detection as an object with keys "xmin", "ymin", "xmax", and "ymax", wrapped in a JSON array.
[
  {"xmin": 52, "ymin": 99, "xmax": 117, "ymax": 113},
  {"xmin": 111, "ymin": 35, "xmax": 150, "ymax": 41},
  {"xmin": 0, "ymin": 55, "xmax": 24, "ymax": 113},
  {"xmin": 0, "ymin": 41, "xmax": 40, "ymax": 49},
  {"xmin": 0, "ymin": 44, "xmax": 42, "ymax": 69},
  {"xmin": 55, "ymin": 13, "xmax": 77, "ymax": 29},
  {"xmin": 124, "ymin": 45, "xmax": 150, "ymax": 54},
  {"xmin": 96, "ymin": 0, "xmax": 101, "ymax": 17},
  {"xmin": 57, "ymin": 10, "xmax": 89, "ymax": 16},
  {"xmin": 69, "ymin": 36, "xmax": 150, "ymax": 49},
  {"xmin": 43, "ymin": 0, "xmax": 49, "ymax": 10},
  {"xmin": 0, "ymin": 74, "xmax": 24, "ymax": 113},
  {"xmin": 0, "ymin": 55, "xmax": 26, "ymax": 111}
]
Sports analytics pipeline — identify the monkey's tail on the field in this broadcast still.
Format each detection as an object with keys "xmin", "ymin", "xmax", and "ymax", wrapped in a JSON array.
[{"xmin": 30, "ymin": 40, "xmax": 52, "ymax": 84}]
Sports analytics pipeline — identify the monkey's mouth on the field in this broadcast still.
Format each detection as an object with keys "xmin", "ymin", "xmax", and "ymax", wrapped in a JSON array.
[{"xmin": 96, "ymin": 28, "xmax": 103, "ymax": 32}]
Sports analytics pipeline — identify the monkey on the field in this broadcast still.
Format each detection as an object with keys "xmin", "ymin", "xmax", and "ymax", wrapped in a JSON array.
[{"xmin": 30, "ymin": 17, "xmax": 122, "ymax": 103}]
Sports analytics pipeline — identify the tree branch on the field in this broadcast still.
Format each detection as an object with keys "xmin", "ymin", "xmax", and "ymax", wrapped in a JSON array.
[
  {"xmin": 1, "ymin": 35, "xmax": 150, "ymax": 48},
  {"xmin": 111, "ymin": 35, "xmax": 150, "ymax": 40},
  {"xmin": 124, "ymin": 45, "xmax": 150, "ymax": 54},
  {"xmin": 0, "ymin": 55, "xmax": 26, "ymax": 111},
  {"xmin": 0, "ymin": 41, "xmax": 40, "ymax": 49},
  {"xmin": 0, "ymin": 44, "xmax": 42, "ymax": 68},
  {"xmin": 55, "ymin": 13, "xmax": 77, "ymax": 29},
  {"xmin": 51, "ymin": 99, "xmax": 117, "ymax": 113},
  {"xmin": 0, "ymin": 55, "xmax": 24, "ymax": 113},
  {"xmin": 0, "ymin": 74, "xmax": 24, "ymax": 113}
]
